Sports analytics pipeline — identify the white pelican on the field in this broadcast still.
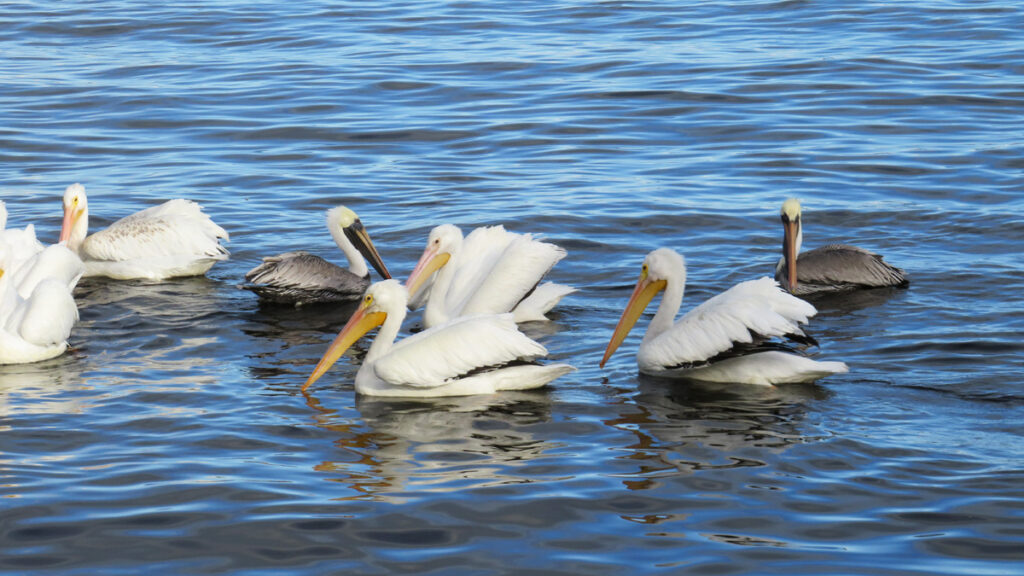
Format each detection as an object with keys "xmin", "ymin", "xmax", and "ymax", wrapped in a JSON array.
[
  {"xmin": 405, "ymin": 224, "xmax": 574, "ymax": 328},
  {"xmin": 244, "ymin": 206, "xmax": 391, "ymax": 306},
  {"xmin": 8, "ymin": 243, "xmax": 84, "ymax": 299},
  {"xmin": 601, "ymin": 248, "xmax": 848, "ymax": 385},
  {"xmin": 0, "ymin": 201, "xmax": 45, "ymax": 271},
  {"xmin": 59, "ymin": 183, "xmax": 229, "ymax": 280},
  {"xmin": 1, "ymin": 201, "xmax": 84, "ymax": 299},
  {"xmin": 1, "ymin": 245, "xmax": 79, "ymax": 365},
  {"xmin": 303, "ymin": 279, "xmax": 574, "ymax": 397},
  {"xmin": 777, "ymin": 198, "xmax": 908, "ymax": 296}
]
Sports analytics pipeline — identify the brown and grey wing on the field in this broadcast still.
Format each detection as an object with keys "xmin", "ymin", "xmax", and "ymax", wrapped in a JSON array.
[
  {"xmin": 244, "ymin": 251, "xmax": 368, "ymax": 304},
  {"xmin": 795, "ymin": 244, "xmax": 907, "ymax": 292}
]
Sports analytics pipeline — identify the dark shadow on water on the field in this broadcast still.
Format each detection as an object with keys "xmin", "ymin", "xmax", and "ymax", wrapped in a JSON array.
[
  {"xmin": 603, "ymin": 373, "xmax": 832, "ymax": 486},
  {"xmin": 239, "ymin": 299, "xmax": 364, "ymax": 385},
  {"xmin": 242, "ymin": 298, "xmax": 359, "ymax": 336},
  {"xmin": 802, "ymin": 285, "xmax": 908, "ymax": 315}
]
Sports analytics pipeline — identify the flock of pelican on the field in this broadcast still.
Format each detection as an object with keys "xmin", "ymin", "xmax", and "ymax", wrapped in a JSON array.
[{"xmin": 1, "ymin": 185, "xmax": 908, "ymax": 397}]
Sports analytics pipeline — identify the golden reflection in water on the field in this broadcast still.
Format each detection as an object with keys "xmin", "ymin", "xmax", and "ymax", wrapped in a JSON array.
[{"xmin": 301, "ymin": 387, "xmax": 555, "ymax": 503}]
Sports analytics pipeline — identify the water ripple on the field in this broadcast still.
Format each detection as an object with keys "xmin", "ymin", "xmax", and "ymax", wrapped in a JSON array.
[{"xmin": 3, "ymin": 0, "xmax": 1024, "ymax": 574}]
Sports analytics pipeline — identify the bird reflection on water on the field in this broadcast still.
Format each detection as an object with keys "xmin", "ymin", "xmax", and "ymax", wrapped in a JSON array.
[
  {"xmin": 299, "ymin": 389, "xmax": 555, "ymax": 503},
  {"xmin": 604, "ymin": 375, "xmax": 831, "ymax": 489}
]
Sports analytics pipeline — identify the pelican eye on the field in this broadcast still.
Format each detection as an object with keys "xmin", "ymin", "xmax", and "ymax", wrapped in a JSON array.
[{"xmin": 364, "ymin": 294, "xmax": 373, "ymax": 305}]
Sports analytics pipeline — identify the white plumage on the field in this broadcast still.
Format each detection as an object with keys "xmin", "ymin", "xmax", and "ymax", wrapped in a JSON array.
[
  {"xmin": 405, "ymin": 224, "xmax": 574, "ymax": 328},
  {"xmin": 303, "ymin": 279, "xmax": 574, "ymax": 397},
  {"xmin": 60, "ymin": 183, "xmax": 229, "ymax": 280},
  {"xmin": 639, "ymin": 277, "xmax": 814, "ymax": 369},
  {"xmin": 601, "ymin": 247, "xmax": 848, "ymax": 385},
  {"xmin": 0, "ymin": 201, "xmax": 46, "ymax": 277},
  {"xmin": 1, "ymin": 242, "xmax": 80, "ymax": 365},
  {"xmin": 9, "ymin": 243, "xmax": 84, "ymax": 300}
]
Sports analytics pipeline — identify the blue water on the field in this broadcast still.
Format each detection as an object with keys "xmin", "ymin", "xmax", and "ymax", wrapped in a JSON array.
[{"xmin": 2, "ymin": 2, "xmax": 1023, "ymax": 574}]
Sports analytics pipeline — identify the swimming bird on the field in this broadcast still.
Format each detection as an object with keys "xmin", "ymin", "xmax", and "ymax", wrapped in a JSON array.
[
  {"xmin": 600, "ymin": 248, "xmax": 848, "ymax": 385},
  {"xmin": 405, "ymin": 224, "xmax": 574, "ymax": 328},
  {"xmin": 0, "ymin": 244, "xmax": 79, "ymax": 365},
  {"xmin": 245, "ymin": 206, "xmax": 391, "ymax": 306},
  {"xmin": 59, "ymin": 183, "xmax": 230, "ymax": 280},
  {"xmin": 303, "ymin": 279, "xmax": 574, "ymax": 397},
  {"xmin": 7, "ymin": 243, "xmax": 84, "ymax": 300},
  {"xmin": 0, "ymin": 201, "xmax": 46, "ymax": 270},
  {"xmin": 776, "ymin": 198, "xmax": 907, "ymax": 296},
  {"xmin": 1, "ymin": 201, "xmax": 85, "ymax": 298}
]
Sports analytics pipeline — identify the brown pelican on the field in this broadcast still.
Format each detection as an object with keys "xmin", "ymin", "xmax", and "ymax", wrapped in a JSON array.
[
  {"xmin": 245, "ymin": 206, "xmax": 391, "ymax": 306},
  {"xmin": 405, "ymin": 224, "xmax": 574, "ymax": 328},
  {"xmin": 303, "ymin": 279, "xmax": 574, "ymax": 397},
  {"xmin": 601, "ymin": 248, "xmax": 847, "ymax": 385},
  {"xmin": 777, "ymin": 198, "xmax": 908, "ymax": 296},
  {"xmin": 60, "ymin": 183, "xmax": 230, "ymax": 280}
]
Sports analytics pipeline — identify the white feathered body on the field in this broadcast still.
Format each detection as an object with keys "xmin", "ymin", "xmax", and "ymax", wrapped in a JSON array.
[
  {"xmin": 422, "ymin": 225, "xmax": 574, "ymax": 327},
  {"xmin": 639, "ymin": 276, "xmax": 847, "ymax": 384},
  {"xmin": 1, "ymin": 210, "xmax": 83, "ymax": 364},
  {"xmin": 1, "ymin": 277, "xmax": 79, "ymax": 365},
  {"xmin": 10, "ymin": 244, "xmax": 84, "ymax": 299},
  {"xmin": 80, "ymin": 199, "xmax": 229, "ymax": 280},
  {"xmin": 0, "ymin": 222, "xmax": 46, "ymax": 278},
  {"xmin": 358, "ymin": 313, "xmax": 574, "ymax": 397}
]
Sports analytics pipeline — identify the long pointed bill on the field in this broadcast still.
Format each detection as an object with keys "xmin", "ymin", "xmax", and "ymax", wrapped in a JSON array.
[
  {"xmin": 59, "ymin": 204, "xmax": 79, "ymax": 245},
  {"xmin": 782, "ymin": 218, "xmax": 799, "ymax": 292},
  {"xmin": 346, "ymin": 221, "xmax": 391, "ymax": 279},
  {"xmin": 302, "ymin": 306, "xmax": 387, "ymax": 393},
  {"xmin": 405, "ymin": 245, "xmax": 450, "ymax": 301},
  {"xmin": 600, "ymin": 273, "xmax": 667, "ymax": 368}
]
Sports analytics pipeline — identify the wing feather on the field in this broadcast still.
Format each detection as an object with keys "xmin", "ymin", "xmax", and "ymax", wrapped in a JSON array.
[
  {"xmin": 458, "ymin": 233, "xmax": 567, "ymax": 317},
  {"xmin": 374, "ymin": 314, "xmax": 547, "ymax": 388},
  {"xmin": 17, "ymin": 279, "xmax": 78, "ymax": 346},
  {"xmin": 642, "ymin": 277, "xmax": 817, "ymax": 369},
  {"xmin": 82, "ymin": 199, "xmax": 229, "ymax": 262},
  {"xmin": 779, "ymin": 244, "xmax": 907, "ymax": 292},
  {"xmin": 443, "ymin": 226, "xmax": 516, "ymax": 311},
  {"xmin": 245, "ymin": 251, "xmax": 365, "ymax": 297}
]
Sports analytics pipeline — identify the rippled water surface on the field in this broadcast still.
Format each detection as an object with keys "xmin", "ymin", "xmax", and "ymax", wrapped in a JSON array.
[{"xmin": 2, "ymin": 2, "xmax": 1023, "ymax": 574}]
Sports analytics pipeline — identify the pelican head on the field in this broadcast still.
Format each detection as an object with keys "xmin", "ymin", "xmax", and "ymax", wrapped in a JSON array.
[
  {"xmin": 303, "ymin": 279, "xmax": 406, "ymax": 392},
  {"xmin": 600, "ymin": 248, "xmax": 683, "ymax": 368},
  {"xmin": 779, "ymin": 198, "xmax": 803, "ymax": 293},
  {"xmin": 405, "ymin": 224, "xmax": 462, "ymax": 300},
  {"xmin": 59, "ymin": 183, "xmax": 89, "ymax": 252},
  {"xmin": 327, "ymin": 205, "xmax": 391, "ymax": 280}
]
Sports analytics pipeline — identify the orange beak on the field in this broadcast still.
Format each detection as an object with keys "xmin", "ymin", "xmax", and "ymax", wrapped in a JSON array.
[
  {"xmin": 59, "ymin": 202, "xmax": 80, "ymax": 245},
  {"xmin": 782, "ymin": 217, "xmax": 799, "ymax": 292},
  {"xmin": 600, "ymin": 270, "xmax": 667, "ymax": 368},
  {"xmin": 404, "ymin": 244, "xmax": 450, "ymax": 301},
  {"xmin": 302, "ymin": 302, "xmax": 387, "ymax": 393}
]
